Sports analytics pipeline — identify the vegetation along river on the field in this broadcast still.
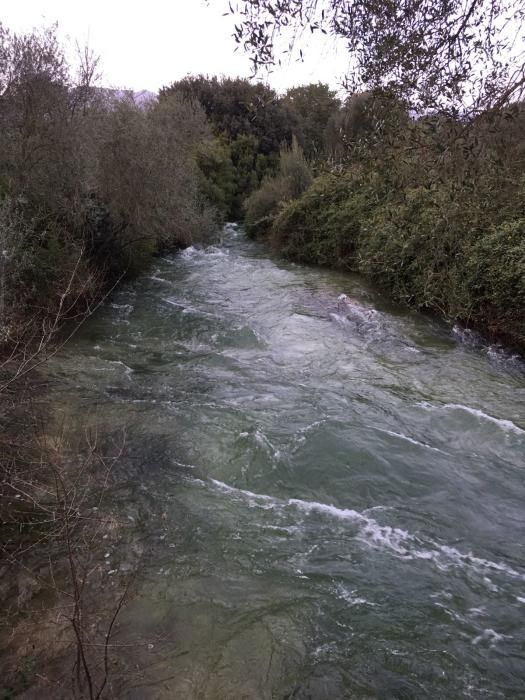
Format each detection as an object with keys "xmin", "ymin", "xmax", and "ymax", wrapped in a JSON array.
[{"xmin": 44, "ymin": 225, "xmax": 525, "ymax": 699}]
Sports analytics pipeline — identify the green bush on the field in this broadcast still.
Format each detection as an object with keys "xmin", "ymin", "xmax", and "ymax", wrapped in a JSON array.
[
  {"xmin": 358, "ymin": 184, "xmax": 476, "ymax": 313},
  {"xmin": 268, "ymin": 161, "xmax": 525, "ymax": 348},
  {"xmin": 279, "ymin": 138, "xmax": 313, "ymax": 198},
  {"xmin": 244, "ymin": 139, "xmax": 312, "ymax": 237},
  {"xmin": 271, "ymin": 168, "xmax": 377, "ymax": 267},
  {"xmin": 465, "ymin": 219, "xmax": 525, "ymax": 341},
  {"xmin": 0, "ymin": 25, "xmax": 220, "ymax": 352},
  {"xmin": 244, "ymin": 177, "xmax": 285, "ymax": 238}
]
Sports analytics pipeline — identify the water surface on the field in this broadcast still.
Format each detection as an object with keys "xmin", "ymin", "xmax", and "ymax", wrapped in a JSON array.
[{"xmin": 46, "ymin": 226, "xmax": 525, "ymax": 698}]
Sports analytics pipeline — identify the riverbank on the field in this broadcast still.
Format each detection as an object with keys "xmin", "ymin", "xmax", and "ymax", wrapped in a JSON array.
[
  {"xmin": 245, "ymin": 165, "xmax": 525, "ymax": 355},
  {"xmin": 0, "ymin": 236, "xmax": 216, "ymax": 697},
  {"xmin": 0, "ymin": 374, "xmax": 149, "ymax": 698}
]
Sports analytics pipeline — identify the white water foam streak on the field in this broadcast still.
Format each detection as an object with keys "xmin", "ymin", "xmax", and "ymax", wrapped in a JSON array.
[
  {"xmin": 419, "ymin": 402, "xmax": 524, "ymax": 435},
  {"xmin": 208, "ymin": 479, "xmax": 525, "ymax": 582},
  {"xmin": 375, "ymin": 427, "xmax": 446, "ymax": 454},
  {"xmin": 443, "ymin": 404, "xmax": 525, "ymax": 435}
]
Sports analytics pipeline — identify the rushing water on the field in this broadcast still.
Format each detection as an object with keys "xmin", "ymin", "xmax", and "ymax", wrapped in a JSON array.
[{"xmin": 45, "ymin": 225, "xmax": 525, "ymax": 698}]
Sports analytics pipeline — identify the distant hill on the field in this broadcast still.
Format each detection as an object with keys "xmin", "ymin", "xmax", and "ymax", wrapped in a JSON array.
[
  {"xmin": 133, "ymin": 89, "xmax": 157, "ymax": 105},
  {"xmin": 95, "ymin": 87, "xmax": 157, "ymax": 106}
]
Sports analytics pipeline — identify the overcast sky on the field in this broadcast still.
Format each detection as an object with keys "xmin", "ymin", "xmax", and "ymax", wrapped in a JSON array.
[{"xmin": 3, "ymin": 1, "xmax": 350, "ymax": 94}]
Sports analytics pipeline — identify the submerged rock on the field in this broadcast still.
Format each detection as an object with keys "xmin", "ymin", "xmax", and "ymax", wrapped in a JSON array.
[{"xmin": 337, "ymin": 293, "xmax": 378, "ymax": 323}]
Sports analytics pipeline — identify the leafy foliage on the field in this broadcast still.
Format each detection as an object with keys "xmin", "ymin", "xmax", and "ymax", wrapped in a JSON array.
[
  {"xmin": 282, "ymin": 83, "xmax": 341, "ymax": 160},
  {"xmin": 244, "ymin": 138, "xmax": 312, "ymax": 237},
  {"xmin": 0, "ymin": 24, "xmax": 218, "ymax": 350},
  {"xmin": 162, "ymin": 76, "xmax": 342, "ymax": 219},
  {"xmin": 226, "ymin": 0, "xmax": 525, "ymax": 117},
  {"xmin": 161, "ymin": 75, "xmax": 296, "ymax": 219},
  {"xmin": 161, "ymin": 75, "xmax": 293, "ymax": 152},
  {"xmin": 244, "ymin": 86, "xmax": 525, "ymax": 348}
]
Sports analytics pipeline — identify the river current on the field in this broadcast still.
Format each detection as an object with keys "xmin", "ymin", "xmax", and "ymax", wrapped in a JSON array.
[{"xmin": 45, "ymin": 225, "xmax": 525, "ymax": 698}]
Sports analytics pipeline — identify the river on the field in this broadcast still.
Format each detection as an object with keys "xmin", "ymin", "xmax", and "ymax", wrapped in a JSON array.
[{"xmin": 44, "ymin": 225, "xmax": 525, "ymax": 698}]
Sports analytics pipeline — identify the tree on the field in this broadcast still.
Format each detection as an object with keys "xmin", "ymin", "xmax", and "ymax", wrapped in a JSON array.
[
  {"xmin": 0, "ymin": 23, "xmax": 71, "ymax": 209},
  {"xmin": 283, "ymin": 83, "xmax": 340, "ymax": 159},
  {"xmin": 161, "ymin": 75, "xmax": 293, "ymax": 153},
  {"xmin": 225, "ymin": 0, "xmax": 525, "ymax": 117},
  {"xmin": 162, "ymin": 75, "xmax": 294, "ymax": 218},
  {"xmin": 324, "ymin": 90, "xmax": 410, "ymax": 162}
]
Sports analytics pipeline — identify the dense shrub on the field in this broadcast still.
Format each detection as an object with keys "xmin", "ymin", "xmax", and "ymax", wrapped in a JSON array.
[
  {"xmin": 271, "ymin": 174, "xmax": 358, "ymax": 265},
  {"xmin": 465, "ymin": 219, "xmax": 525, "ymax": 342},
  {"xmin": 279, "ymin": 140, "xmax": 313, "ymax": 198},
  {"xmin": 96, "ymin": 95, "xmax": 216, "ymax": 277},
  {"xmin": 265, "ymin": 156, "xmax": 525, "ymax": 348},
  {"xmin": 244, "ymin": 177, "xmax": 285, "ymax": 238},
  {"xmin": 0, "ymin": 193, "xmax": 102, "ymax": 348},
  {"xmin": 0, "ymin": 197, "xmax": 36, "ymax": 343},
  {"xmin": 244, "ymin": 139, "xmax": 312, "ymax": 237},
  {"xmin": 196, "ymin": 138, "xmax": 237, "ymax": 220},
  {"xmin": 162, "ymin": 76, "xmax": 295, "ymax": 218},
  {"xmin": 0, "ymin": 25, "xmax": 218, "ymax": 349},
  {"xmin": 358, "ymin": 184, "xmax": 475, "ymax": 312},
  {"xmin": 270, "ymin": 167, "xmax": 382, "ymax": 266}
]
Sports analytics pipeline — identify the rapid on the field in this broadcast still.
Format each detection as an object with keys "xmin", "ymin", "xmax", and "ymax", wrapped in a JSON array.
[{"xmin": 44, "ymin": 225, "xmax": 525, "ymax": 698}]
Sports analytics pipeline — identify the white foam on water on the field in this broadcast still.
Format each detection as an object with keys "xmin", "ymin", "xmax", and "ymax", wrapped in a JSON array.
[
  {"xmin": 443, "ymin": 404, "xmax": 525, "ymax": 434},
  {"xmin": 162, "ymin": 298, "xmax": 185, "ymax": 309},
  {"xmin": 107, "ymin": 359, "xmax": 134, "ymax": 377},
  {"xmin": 452, "ymin": 325, "xmax": 480, "ymax": 347},
  {"xmin": 204, "ymin": 245, "xmax": 228, "ymax": 257},
  {"xmin": 453, "ymin": 324, "xmax": 524, "ymax": 365},
  {"xmin": 298, "ymin": 419, "xmax": 326, "ymax": 435},
  {"xmin": 110, "ymin": 303, "xmax": 134, "ymax": 315},
  {"xmin": 412, "ymin": 544, "xmax": 524, "ymax": 581},
  {"xmin": 292, "ymin": 420, "xmax": 327, "ymax": 449},
  {"xmin": 288, "ymin": 497, "xmax": 367, "ymax": 522},
  {"xmin": 433, "ymin": 601, "xmax": 468, "ymax": 624},
  {"xmin": 376, "ymin": 427, "xmax": 445, "ymax": 454},
  {"xmin": 419, "ymin": 402, "xmax": 524, "ymax": 435},
  {"xmin": 162, "ymin": 298, "xmax": 215, "ymax": 319},
  {"xmin": 331, "ymin": 309, "xmax": 379, "ymax": 328},
  {"xmin": 263, "ymin": 524, "xmax": 301, "ymax": 535},
  {"xmin": 180, "ymin": 244, "xmax": 228, "ymax": 260},
  {"xmin": 171, "ymin": 459, "xmax": 198, "ymax": 470},
  {"xmin": 472, "ymin": 628, "xmax": 512, "ymax": 646},
  {"xmin": 210, "ymin": 479, "xmax": 412, "ymax": 554},
  {"xmin": 210, "ymin": 479, "xmax": 276, "ymax": 510},
  {"xmin": 333, "ymin": 583, "xmax": 375, "ymax": 607},
  {"xmin": 329, "ymin": 312, "xmax": 348, "ymax": 327},
  {"xmin": 486, "ymin": 344, "xmax": 523, "ymax": 368},
  {"xmin": 179, "ymin": 245, "xmax": 198, "ymax": 259},
  {"xmin": 311, "ymin": 641, "xmax": 339, "ymax": 661},
  {"xmin": 516, "ymin": 596, "xmax": 525, "ymax": 604},
  {"xmin": 147, "ymin": 275, "xmax": 171, "ymax": 285},
  {"xmin": 207, "ymin": 479, "xmax": 525, "ymax": 583},
  {"xmin": 337, "ymin": 294, "xmax": 379, "ymax": 322},
  {"xmin": 468, "ymin": 607, "xmax": 486, "ymax": 617},
  {"xmin": 358, "ymin": 519, "xmax": 413, "ymax": 554},
  {"xmin": 253, "ymin": 429, "xmax": 281, "ymax": 461}
]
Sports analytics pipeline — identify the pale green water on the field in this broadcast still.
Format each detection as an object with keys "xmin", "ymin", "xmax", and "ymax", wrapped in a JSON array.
[{"xmin": 46, "ymin": 226, "xmax": 525, "ymax": 698}]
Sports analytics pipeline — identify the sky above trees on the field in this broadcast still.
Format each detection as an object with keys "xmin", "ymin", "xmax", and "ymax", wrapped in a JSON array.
[{"xmin": 3, "ymin": 0, "xmax": 350, "ymax": 93}]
